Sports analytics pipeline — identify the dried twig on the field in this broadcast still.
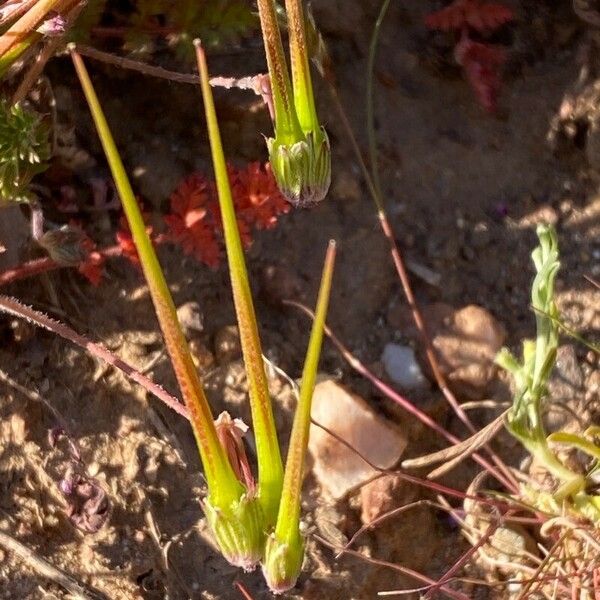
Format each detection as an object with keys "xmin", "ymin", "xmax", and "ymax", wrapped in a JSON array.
[
  {"xmin": 0, "ymin": 0, "xmax": 61, "ymax": 57},
  {"xmin": 402, "ymin": 412, "xmax": 508, "ymax": 479},
  {"xmin": 0, "ymin": 529, "xmax": 107, "ymax": 599},
  {"xmin": 72, "ymin": 44, "xmax": 265, "ymax": 93},
  {"xmin": 0, "ymin": 0, "xmax": 38, "ymax": 27}
]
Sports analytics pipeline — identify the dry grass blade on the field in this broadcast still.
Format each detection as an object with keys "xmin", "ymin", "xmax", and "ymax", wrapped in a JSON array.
[{"xmin": 402, "ymin": 411, "xmax": 507, "ymax": 479}]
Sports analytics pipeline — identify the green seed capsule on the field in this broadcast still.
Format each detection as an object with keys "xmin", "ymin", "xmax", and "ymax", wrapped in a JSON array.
[
  {"xmin": 203, "ymin": 494, "xmax": 265, "ymax": 571},
  {"xmin": 262, "ymin": 530, "xmax": 305, "ymax": 594},
  {"xmin": 267, "ymin": 128, "xmax": 331, "ymax": 208}
]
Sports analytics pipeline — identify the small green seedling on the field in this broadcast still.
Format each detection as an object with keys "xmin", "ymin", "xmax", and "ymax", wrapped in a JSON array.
[
  {"xmin": 256, "ymin": 0, "xmax": 331, "ymax": 207},
  {"xmin": 71, "ymin": 40, "xmax": 335, "ymax": 592},
  {"xmin": 0, "ymin": 100, "xmax": 50, "ymax": 202},
  {"xmin": 496, "ymin": 224, "xmax": 600, "ymax": 521}
]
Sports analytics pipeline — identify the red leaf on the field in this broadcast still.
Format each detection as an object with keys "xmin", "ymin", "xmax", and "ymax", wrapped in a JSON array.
[
  {"xmin": 165, "ymin": 174, "xmax": 222, "ymax": 267},
  {"xmin": 425, "ymin": 0, "xmax": 513, "ymax": 33},
  {"xmin": 426, "ymin": 1, "xmax": 469, "ymax": 31},
  {"xmin": 166, "ymin": 163, "xmax": 289, "ymax": 267},
  {"xmin": 455, "ymin": 35, "xmax": 506, "ymax": 112},
  {"xmin": 231, "ymin": 162, "xmax": 290, "ymax": 230},
  {"xmin": 78, "ymin": 251, "xmax": 105, "ymax": 286},
  {"xmin": 115, "ymin": 206, "xmax": 153, "ymax": 266},
  {"xmin": 466, "ymin": 2, "xmax": 513, "ymax": 31}
]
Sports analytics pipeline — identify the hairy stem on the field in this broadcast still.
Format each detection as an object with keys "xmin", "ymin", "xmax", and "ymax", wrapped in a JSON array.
[
  {"xmin": 195, "ymin": 40, "xmax": 283, "ymax": 522},
  {"xmin": 71, "ymin": 49, "xmax": 241, "ymax": 507}
]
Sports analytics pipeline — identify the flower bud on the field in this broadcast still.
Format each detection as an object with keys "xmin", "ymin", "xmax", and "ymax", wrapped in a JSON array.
[{"xmin": 36, "ymin": 12, "xmax": 66, "ymax": 36}]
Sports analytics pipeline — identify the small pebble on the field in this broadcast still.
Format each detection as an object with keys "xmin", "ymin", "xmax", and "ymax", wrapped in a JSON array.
[
  {"xmin": 381, "ymin": 343, "xmax": 427, "ymax": 390},
  {"xmin": 177, "ymin": 301, "xmax": 204, "ymax": 335}
]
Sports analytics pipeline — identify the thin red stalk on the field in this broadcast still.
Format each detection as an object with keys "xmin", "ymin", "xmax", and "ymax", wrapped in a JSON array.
[
  {"xmin": 515, "ymin": 530, "xmax": 569, "ymax": 600},
  {"xmin": 0, "ymin": 290, "xmax": 517, "ymax": 507},
  {"xmin": 234, "ymin": 581, "xmax": 255, "ymax": 600},
  {"xmin": 342, "ymin": 499, "xmax": 449, "ymax": 554},
  {"xmin": 424, "ymin": 518, "xmax": 500, "ymax": 599},
  {"xmin": 0, "ymin": 244, "xmax": 123, "ymax": 287},
  {"xmin": 310, "ymin": 418, "xmax": 528, "ymax": 517},
  {"xmin": 288, "ymin": 300, "xmax": 517, "ymax": 492},
  {"xmin": 344, "ymin": 499, "xmax": 542, "ymax": 557},
  {"xmin": 327, "ymin": 85, "xmax": 518, "ymax": 492},
  {"xmin": 0, "ymin": 295, "xmax": 190, "ymax": 419},
  {"xmin": 0, "ymin": 291, "xmax": 516, "ymax": 516}
]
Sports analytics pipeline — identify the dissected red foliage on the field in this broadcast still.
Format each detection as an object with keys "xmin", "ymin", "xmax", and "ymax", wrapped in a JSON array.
[
  {"xmin": 164, "ymin": 173, "xmax": 222, "ymax": 267},
  {"xmin": 165, "ymin": 162, "xmax": 289, "ymax": 267},
  {"xmin": 425, "ymin": 0, "xmax": 513, "ymax": 112},
  {"xmin": 229, "ymin": 162, "xmax": 291, "ymax": 230},
  {"xmin": 4, "ymin": 162, "xmax": 288, "ymax": 287},
  {"xmin": 425, "ymin": 0, "xmax": 513, "ymax": 33}
]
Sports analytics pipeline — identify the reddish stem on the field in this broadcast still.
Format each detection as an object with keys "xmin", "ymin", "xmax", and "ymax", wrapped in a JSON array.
[{"xmin": 0, "ymin": 244, "xmax": 124, "ymax": 288}]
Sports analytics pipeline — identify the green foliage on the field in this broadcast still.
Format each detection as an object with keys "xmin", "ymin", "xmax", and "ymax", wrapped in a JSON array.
[
  {"xmin": 70, "ymin": 0, "xmax": 256, "ymax": 58},
  {"xmin": 496, "ymin": 225, "xmax": 560, "ymax": 447},
  {"xmin": 0, "ymin": 101, "xmax": 50, "ymax": 203},
  {"xmin": 496, "ymin": 225, "xmax": 600, "ymax": 521},
  {"xmin": 172, "ymin": 0, "xmax": 256, "ymax": 49}
]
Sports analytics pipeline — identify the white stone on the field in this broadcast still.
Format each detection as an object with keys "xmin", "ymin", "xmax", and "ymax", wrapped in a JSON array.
[
  {"xmin": 381, "ymin": 343, "xmax": 427, "ymax": 389},
  {"xmin": 308, "ymin": 379, "xmax": 407, "ymax": 499}
]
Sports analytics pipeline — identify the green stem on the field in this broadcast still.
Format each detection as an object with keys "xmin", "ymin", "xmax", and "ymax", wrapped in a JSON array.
[
  {"xmin": 195, "ymin": 40, "xmax": 283, "ymax": 523},
  {"xmin": 548, "ymin": 432, "xmax": 600, "ymax": 462},
  {"xmin": 263, "ymin": 240, "xmax": 336, "ymax": 593},
  {"xmin": 256, "ymin": 0, "xmax": 303, "ymax": 144},
  {"xmin": 275, "ymin": 240, "xmax": 336, "ymax": 541},
  {"xmin": 0, "ymin": 33, "xmax": 39, "ymax": 79},
  {"xmin": 284, "ymin": 0, "xmax": 319, "ymax": 134},
  {"xmin": 70, "ymin": 48, "xmax": 242, "ymax": 508}
]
